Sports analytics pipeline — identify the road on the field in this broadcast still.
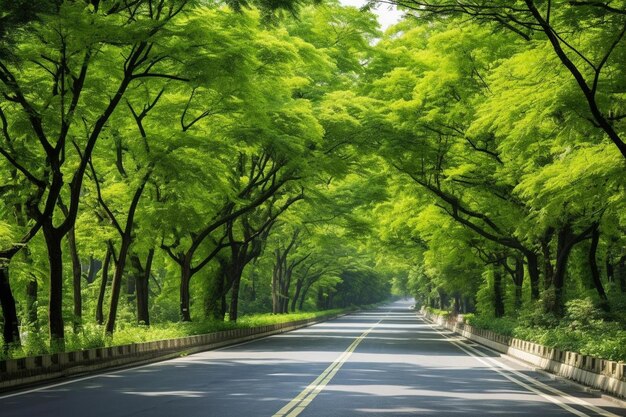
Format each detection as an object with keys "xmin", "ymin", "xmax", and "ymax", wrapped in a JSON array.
[{"xmin": 1, "ymin": 300, "xmax": 624, "ymax": 416}]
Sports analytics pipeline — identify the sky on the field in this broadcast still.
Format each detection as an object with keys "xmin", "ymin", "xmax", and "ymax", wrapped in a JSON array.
[{"xmin": 338, "ymin": 0, "xmax": 404, "ymax": 31}]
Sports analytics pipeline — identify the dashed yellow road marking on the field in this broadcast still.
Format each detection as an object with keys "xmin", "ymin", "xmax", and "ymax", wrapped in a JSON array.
[{"xmin": 272, "ymin": 315, "xmax": 385, "ymax": 417}]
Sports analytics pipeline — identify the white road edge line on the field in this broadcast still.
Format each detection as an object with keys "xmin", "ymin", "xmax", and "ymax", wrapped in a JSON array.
[
  {"xmin": 469, "ymin": 339, "xmax": 626, "ymax": 410},
  {"xmin": 424, "ymin": 317, "xmax": 619, "ymax": 417},
  {"xmin": 460, "ymin": 339, "xmax": 621, "ymax": 417},
  {"xmin": 0, "ymin": 313, "xmax": 358, "ymax": 401}
]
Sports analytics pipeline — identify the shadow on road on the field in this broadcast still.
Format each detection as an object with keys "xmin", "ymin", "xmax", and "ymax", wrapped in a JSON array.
[{"xmin": 2, "ymin": 301, "xmax": 623, "ymax": 417}]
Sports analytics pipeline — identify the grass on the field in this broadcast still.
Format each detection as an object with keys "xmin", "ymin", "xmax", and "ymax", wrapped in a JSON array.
[
  {"xmin": 427, "ymin": 299, "xmax": 626, "ymax": 362},
  {"xmin": 424, "ymin": 306, "xmax": 451, "ymax": 317},
  {"xmin": 465, "ymin": 314, "xmax": 626, "ymax": 362},
  {"xmin": 0, "ymin": 308, "xmax": 349, "ymax": 360}
]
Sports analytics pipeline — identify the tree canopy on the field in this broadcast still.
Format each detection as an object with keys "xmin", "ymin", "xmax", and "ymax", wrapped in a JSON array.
[{"xmin": 0, "ymin": 0, "xmax": 625, "ymax": 357}]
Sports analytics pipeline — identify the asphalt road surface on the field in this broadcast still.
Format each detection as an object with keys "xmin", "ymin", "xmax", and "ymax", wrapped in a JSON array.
[{"xmin": 2, "ymin": 299, "xmax": 625, "ymax": 416}]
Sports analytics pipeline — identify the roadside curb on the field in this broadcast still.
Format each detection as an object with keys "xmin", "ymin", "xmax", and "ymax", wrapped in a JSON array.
[
  {"xmin": 520, "ymin": 359, "xmax": 626, "ymax": 409},
  {"xmin": 0, "ymin": 312, "xmax": 350, "ymax": 393},
  {"xmin": 420, "ymin": 310, "xmax": 626, "ymax": 405}
]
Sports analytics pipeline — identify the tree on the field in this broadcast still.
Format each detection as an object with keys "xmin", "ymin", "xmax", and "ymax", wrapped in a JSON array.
[
  {"xmin": 364, "ymin": 20, "xmax": 545, "ymax": 304},
  {"xmin": 382, "ymin": 0, "xmax": 626, "ymax": 159},
  {"xmin": 354, "ymin": 7, "xmax": 626, "ymax": 321},
  {"xmin": 0, "ymin": 0, "xmax": 189, "ymax": 346}
]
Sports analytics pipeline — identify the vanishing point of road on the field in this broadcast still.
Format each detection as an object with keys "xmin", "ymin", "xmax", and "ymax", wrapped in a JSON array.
[{"xmin": 1, "ymin": 300, "xmax": 624, "ymax": 416}]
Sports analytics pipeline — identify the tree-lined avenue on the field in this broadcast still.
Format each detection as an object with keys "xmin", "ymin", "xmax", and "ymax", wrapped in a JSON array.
[{"xmin": 1, "ymin": 300, "xmax": 623, "ymax": 416}]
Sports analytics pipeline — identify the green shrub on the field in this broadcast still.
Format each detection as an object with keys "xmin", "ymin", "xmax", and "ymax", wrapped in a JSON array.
[
  {"xmin": 466, "ymin": 297, "xmax": 626, "ymax": 362},
  {"xmin": 517, "ymin": 300, "xmax": 559, "ymax": 328},
  {"xmin": 465, "ymin": 314, "xmax": 516, "ymax": 336},
  {"xmin": 425, "ymin": 306, "xmax": 450, "ymax": 317},
  {"xmin": 0, "ymin": 308, "xmax": 349, "ymax": 359},
  {"xmin": 461, "ymin": 313, "xmax": 474, "ymax": 322},
  {"xmin": 21, "ymin": 326, "xmax": 49, "ymax": 356},
  {"xmin": 562, "ymin": 298, "xmax": 611, "ymax": 331}
]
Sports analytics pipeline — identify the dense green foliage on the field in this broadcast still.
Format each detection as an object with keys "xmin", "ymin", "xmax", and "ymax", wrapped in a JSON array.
[
  {"xmin": 0, "ymin": 0, "xmax": 391, "ymax": 355},
  {"xmin": 0, "ymin": 308, "xmax": 348, "ymax": 359},
  {"xmin": 1, "ymin": 0, "xmax": 625, "ymax": 362},
  {"xmin": 377, "ymin": 0, "xmax": 626, "ymax": 361},
  {"xmin": 465, "ymin": 297, "xmax": 626, "ymax": 361}
]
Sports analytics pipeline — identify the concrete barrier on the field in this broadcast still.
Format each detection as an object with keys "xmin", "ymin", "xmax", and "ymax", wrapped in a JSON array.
[
  {"xmin": 421, "ymin": 308, "xmax": 626, "ymax": 399},
  {"xmin": 0, "ymin": 313, "xmax": 344, "ymax": 392}
]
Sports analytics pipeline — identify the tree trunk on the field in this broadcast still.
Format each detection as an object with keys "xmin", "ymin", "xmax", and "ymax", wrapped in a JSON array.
[
  {"xmin": 21, "ymin": 247, "xmax": 39, "ymax": 329},
  {"xmin": 134, "ymin": 249, "xmax": 153, "ymax": 326},
  {"xmin": 281, "ymin": 269, "xmax": 293, "ymax": 314},
  {"xmin": 618, "ymin": 256, "xmax": 626, "ymax": 293},
  {"xmin": 493, "ymin": 268, "xmax": 505, "ymax": 318},
  {"xmin": 105, "ymin": 238, "xmax": 131, "ymax": 334},
  {"xmin": 220, "ymin": 290, "xmax": 227, "ymax": 320},
  {"xmin": 291, "ymin": 279, "xmax": 303, "ymax": 312},
  {"xmin": 541, "ymin": 238, "xmax": 554, "ymax": 290},
  {"xmin": 438, "ymin": 290, "xmax": 448, "ymax": 310},
  {"xmin": 514, "ymin": 257, "xmax": 524, "ymax": 310},
  {"xmin": 463, "ymin": 295, "xmax": 474, "ymax": 313},
  {"xmin": 552, "ymin": 227, "xmax": 571, "ymax": 316},
  {"xmin": 43, "ymin": 224, "xmax": 65, "ymax": 348},
  {"xmin": 298, "ymin": 289, "xmax": 307, "ymax": 311},
  {"xmin": 67, "ymin": 226, "xmax": 82, "ymax": 329},
  {"xmin": 328, "ymin": 292, "xmax": 335, "ymax": 309},
  {"xmin": 126, "ymin": 273, "xmax": 136, "ymax": 301},
  {"xmin": 101, "ymin": 174, "xmax": 147, "ymax": 333},
  {"xmin": 525, "ymin": 251, "xmax": 539, "ymax": 300},
  {"xmin": 542, "ymin": 224, "xmax": 595, "ymax": 316},
  {"xmin": 299, "ymin": 279, "xmax": 315, "ymax": 311},
  {"xmin": 96, "ymin": 247, "xmax": 112, "ymax": 325},
  {"xmin": 606, "ymin": 257, "xmax": 614, "ymax": 283},
  {"xmin": 589, "ymin": 227, "xmax": 608, "ymax": 309},
  {"xmin": 86, "ymin": 256, "xmax": 101, "ymax": 284},
  {"xmin": 228, "ymin": 268, "xmax": 242, "ymax": 322},
  {"xmin": 0, "ymin": 265, "xmax": 20, "ymax": 347},
  {"xmin": 26, "ymin": 275, "xmax": 38, "ymax": 328},
  {"xmin": 180, "ymin": 261, "xmax": 192, "ymax": 322},
  {"xmin": 204, "ymin": 262, "xmax": 228, "ymax": 321},
  {"xmin": 250, "ymin": 268, "xmax": 257, "ymax": 301},
  {"xmin": 452, "ymin": 294, "xmax": 461, "ymax": 315},
  {"xmin": 272, "ymin": 250, "xmax": 281, "ymax": 314}
]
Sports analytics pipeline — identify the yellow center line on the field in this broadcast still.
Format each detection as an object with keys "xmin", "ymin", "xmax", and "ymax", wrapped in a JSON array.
[{"xmin": 272, "ymin": 314, "xmax": 385, "ymax": 417}]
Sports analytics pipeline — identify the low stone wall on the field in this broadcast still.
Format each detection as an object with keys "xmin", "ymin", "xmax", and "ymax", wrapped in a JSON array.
[
  {"xmin": 422, "ymin": 309, "xmax": 626, "ymax": 399},
  {"xmin": 0, "ymin": 315, "xmax": 339, "ymax": 392}
]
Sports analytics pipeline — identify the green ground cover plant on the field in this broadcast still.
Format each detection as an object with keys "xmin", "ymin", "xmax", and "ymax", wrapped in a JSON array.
[
  {"xmin": 0, "ymin": 308, "xmax": 348, "ymax": 360},
  {"xmin": 430, "ymin": 300, "xmax": 626, "ymax": 362}
]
